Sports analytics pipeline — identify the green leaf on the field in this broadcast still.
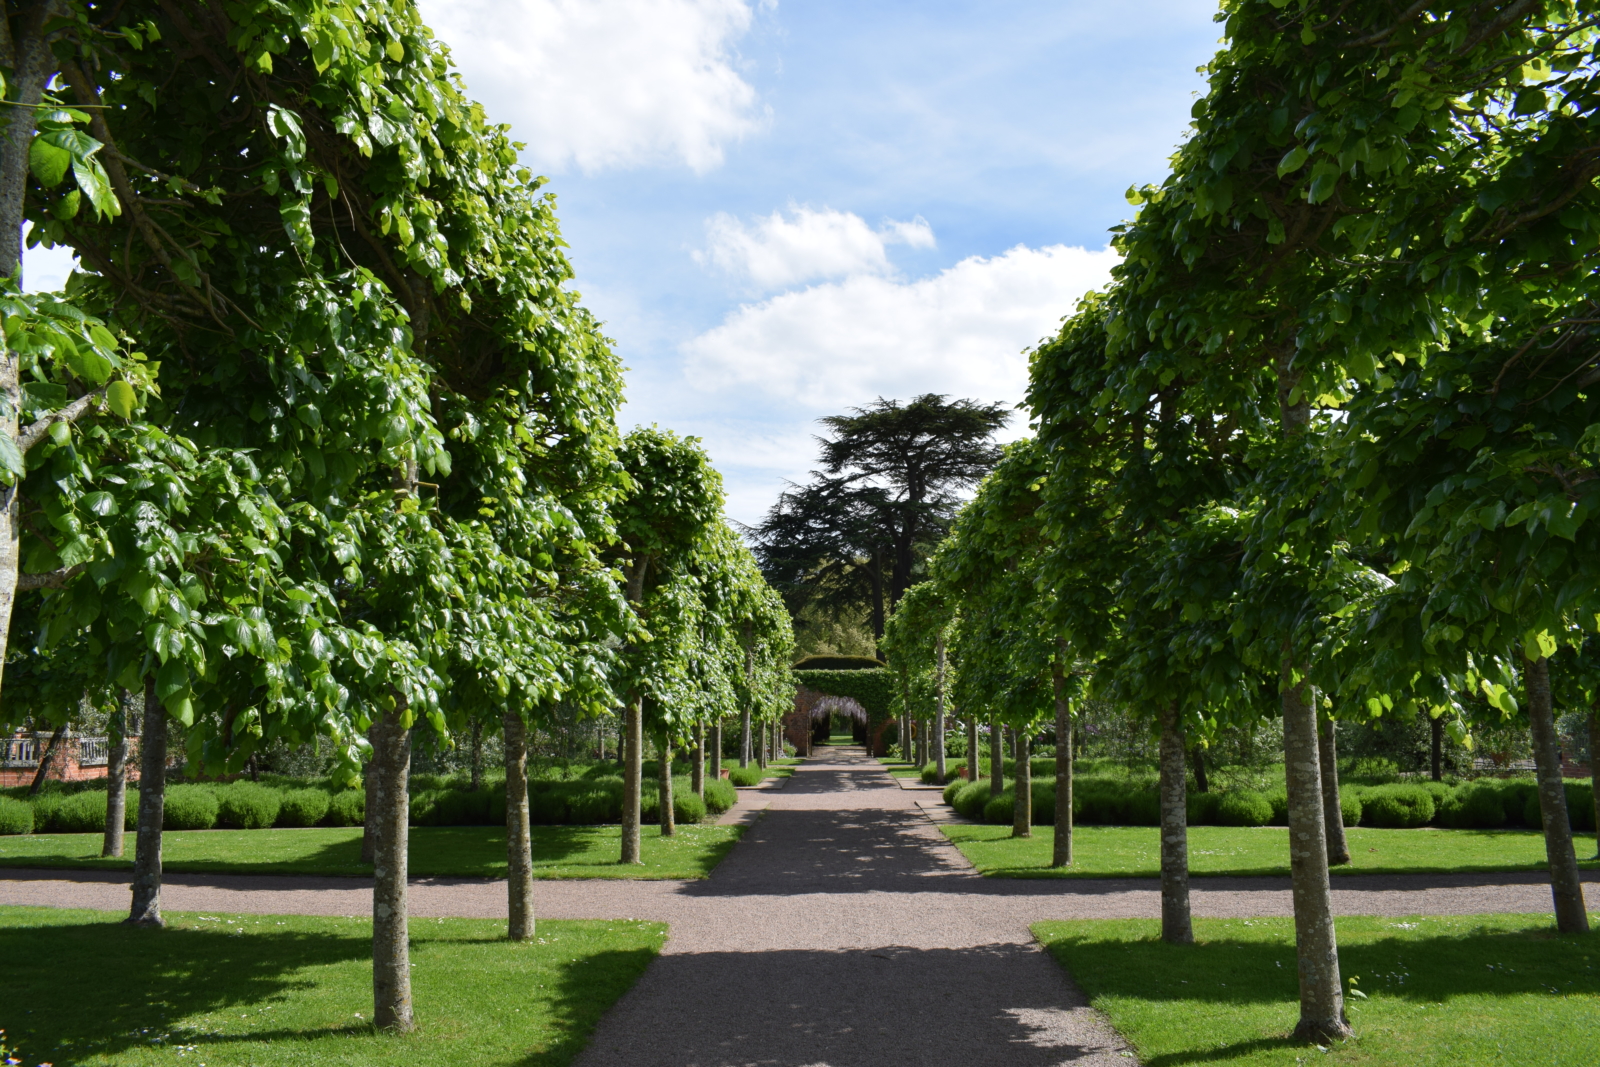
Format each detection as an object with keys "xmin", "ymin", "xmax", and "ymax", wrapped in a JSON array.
[
  {"xmin": 1277, "ymin": 146, "xmax": 1308, "ymax": 178},
  {"xmin": 0, "ymin": 435, "xmax": 24, "ymax": 480},
  {"xmin": 82, "ymin": 491, "xmax": 117, "ymax": 516},
  {"xmin": 386, "ymin": 40, "xmax": 405, "ymax": 62},
  {"xmin": 71, "ymin": 154, "xmax": 121, "ymax": 219},
  {"xmin": 106, "ymin": 379, "xmax": 136, "ymax": 419},
  {"xmin": 28, "ymin": 136, "xmax": 71, "ymax": 187}
]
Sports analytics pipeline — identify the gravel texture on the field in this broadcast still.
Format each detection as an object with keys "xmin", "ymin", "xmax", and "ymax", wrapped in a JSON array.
[{"xmin": 4, "ymin": 747, "xmax": 1596, "ymax": 1066}]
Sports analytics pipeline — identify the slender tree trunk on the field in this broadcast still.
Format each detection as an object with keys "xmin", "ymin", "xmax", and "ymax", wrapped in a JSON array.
[
  {"xmin": 1012, "ymin": 728, "xmax": 1032, "ymax": 838},
  {"xmin": 739, "ymin": 706, "xmax": 752, "ymax": 768},
  {"xmin": 657, "ymin": 731, "xmax": 675, "ymax": 836},
  {"xmin": 1319, "ymin": 713, "xmax": 1350, "ymax": 866},
  {"xmin": 1282, "ymin": 662, "xmax": 1350, "ymax": 1042},
  {"xmin": 691, "ymin": 722, "xmax": 705, "ymax": 798},
  {"xmin": 370, "ymin": 707, "xmax": 414, "ymax": 1032},
  {"xmin": 503, "ymin": 710, "xmax": 534, "ymax": 941},
  {"xmin": 1526, "ymin": 655, "xmax": 1588, "ymax": 933},
  {"xmin": 989, "ymin": 719, "xmax": 1004, "ymax": 795},
  {"xmin": 361, "ymin": 722, "xmax": 379, "ymax": 865},
  {"xmin": 469, "ymin": 719, "xmax": 483, "ymax": 791},
  {"xmin": 620, "ymin": 691, "xmax": 643, "ymax": 864},
  {"xmin": 1590, "ymin": 706, "xmax": 1600, "ymax": 860},
  {"xmin": 1191, "ymin": 745, "xmax": 1208, "ymax": 793},
  {"xmin": 740, "ymin": 620, "xmax": 754, "ymax": 767},
  {"xmin": 968, "ymin": 715, "xmax": 979, "ymax": 783},
  {"xmin": 1052, "ymin": 662, "xmax": 1073, "ymax": 866},
  {"xmin": 1431, "ymin": 714, "xmax": 1444, "ymax": 782},
  {"xmin": 27, "ymin": 722, "xmax": 67, "ymax": 795},
  {"xmin": 127, "ymin": 679, "xmax": 165, "ymax": 926},
  {"xmin": 755, "ymin": 718, "xmax": 767, "ymax": 769},
  {"xmin": 1158, "ymin": 700, "xmax": 1192, "ymax": 944},
  {"xmin": 102, "ymin": 692, "xmax": 132, "ymax": 858},
  {"xmin": 934, "ymin": 633, "xmax": 948, "ymax": 782},
  {"xmin": 710, "ymin": 720, "xmax": 722, "ymax": 781}
]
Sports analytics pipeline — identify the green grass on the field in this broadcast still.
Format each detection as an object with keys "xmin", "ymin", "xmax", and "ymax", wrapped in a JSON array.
[
  {"xmin": 719, "ymin": 757, "xmax": 802, "ymax": 780},
  {"xmin": 943, "ymin": 823, "xmax": 1600, "ymax": 879},
  {"xmin": 0, "ymin": 905, "xmax": 664, "ymax": 1066},
  {"xmin": 876, "ymin": 757, "xmax": 922, "ymax": 779},
  {"xmin": 1035, "ymin": 913, "xmax": 1600, "ymax": 1066},
  {"xmin": 0, "ymin": 823, "xmax": 743, "ymax": 879}
]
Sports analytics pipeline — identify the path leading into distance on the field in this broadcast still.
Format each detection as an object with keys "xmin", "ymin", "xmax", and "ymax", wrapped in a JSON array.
[{"xmin": 4, "ymin": 747, "xmax": 1595, "ymax": 1066}]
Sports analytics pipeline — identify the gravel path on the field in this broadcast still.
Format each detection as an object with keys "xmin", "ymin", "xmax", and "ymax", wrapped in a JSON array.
[{"xmin": 4, "ymin": 747, "xmax": 1594, "ymax": 1066}]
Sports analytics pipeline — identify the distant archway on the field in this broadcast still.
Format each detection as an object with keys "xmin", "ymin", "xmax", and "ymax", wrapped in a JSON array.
[{"xmin": 809, "ymin": 695, "xmax": 867, "ymax": 746}]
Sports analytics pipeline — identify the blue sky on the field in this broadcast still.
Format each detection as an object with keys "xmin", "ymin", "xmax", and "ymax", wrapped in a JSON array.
[{"xmin": 27, "ymin": 1, "xmax": 1223, "ymax": 525}]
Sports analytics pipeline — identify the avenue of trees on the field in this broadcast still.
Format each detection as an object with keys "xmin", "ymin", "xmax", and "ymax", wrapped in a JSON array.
[
  {"xmin": 885, "ymin": 0, "xmax": 1600, "ymax": 1044},
  {"xmin": 0, "ymin": 0, "xmax": 792, "ymax": 1033}
]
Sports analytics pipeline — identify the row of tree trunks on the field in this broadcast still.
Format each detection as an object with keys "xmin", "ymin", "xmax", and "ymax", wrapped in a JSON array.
[
  {"xmin": 967, "ymin": 715, "xmax": 980, "ymax": 786},
  {"xmin": 369, "ymin": 706, "xmax": 414, "ymax": 1032},
  {"xmin": 710, "ymin": 720, "xmax": 723, "ymax": 783},
  {"xmin": 127, "ymin": 678, "xmax": 165, "ymax": 927},
  {"xmin": 1319, "ymin": 715, "xmax": 1350, "ymax": 865},
  {"xmin": 620, "ymin": 691, "xmax": 644, "ymax": 865},
  {"xmin": 101, "ymin": 688, "xmax": 134, "ymax": 858},
  {"xmin": 1052, "ymin": 662, "xmax": 1073, "ymax": 867},
  {"xmin": 691, "ymin": 723, "xmax": 705, "ymax": 797},
  {"xmin": 504, "ymin": 710, "xmax": 534, "ymax": 941},
  {"xmin": 1157, "ymin": 700, "xmax": 1192, "ymax": 944},
  {"xmin": 658, "ymin": 733, "xmax": 676, "ymax": 836},
  {"xmin": 1525, "ymin": 656, "xmax": 1588, "ymax": 933},
  {"xmin": 1012, "ymin": 729, "xmax": 1032, "ymax": 839}
]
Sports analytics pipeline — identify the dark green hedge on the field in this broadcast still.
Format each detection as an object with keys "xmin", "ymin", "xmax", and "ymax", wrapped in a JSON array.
[
  {"xmin": 794, "ymin": 668, "xmax": 895, "ymax": 723},
  {"xmin": 792, "ymin": 655, "xmax": 886, "ymax": 671}
]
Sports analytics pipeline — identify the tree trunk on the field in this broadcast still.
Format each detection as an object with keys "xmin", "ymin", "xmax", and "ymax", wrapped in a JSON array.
[
  {"xmin": 620, "ymin": 691, "xmax": 643, "ymax": 864},
  {"xmin": 1590, "ymin": 707, "xmax": 1600, "ymax": 861},
  {"xmin": 710, "ymin": 720, "xmax": 722, "ymax": 781},
  {"xmin": 755, "ymin": 718, "xmax": 767, "ymax": 769},
  {"xmin": 1525, "ymin": 655, "xmax": 1588, "ymax": 933},
  {"xmin": 1012, "ymin": 728, "xmax": 1032, "ymax": 838},
  {"xmin": 126, "ymin": 678, "xmax": 165, "ymax": 927},
  {"xmin": 1191, "ymin": 745, "xmax": 1208, "ymax": 793},
  {"xmin": 27, "ymin": 722, "xmax": 67, "ymax": 795},
  {"xmin": 361, "ymin": 722, "xmax": 379, "ymax": 865},
  {"xmin": 1430, "ymin": 714, "xmax": 1444, "ymax": 782},
  {"xmin": 657, "ymin": 731, "xmax": 675, "ymax": 836},
  {"xmin": 503, "ymin": 710, "xmax": 534, "ymax": 941},
  {"xmin": 1319, "ymin": 713, "xmax": 1350, "ymax": 866},
  {"xmin": 1052, "ymin": 664, "xmax": 1073, "ymax": 867},
  {"xmin": 967, "ymin": 715, "xmax": 980, "ymax": 785},
  {"xmin": 370, "ymin": 707, "xmax": 414, "ymax": 1032},
  {"xmin": 1282, "ymin": 662, "xmax": 1350, "ymax": 1042},
  {"xmin": 934, "ymin": 633, "xmax": 948, "ymax": 783},
  {"xmin": 691, "ymin": 722, "xmax": 705, "ymax": 798},
  {"xmin": 739, "ymin": 705, "xmax": 752, "ymax": 768},
  {"xmin": 102, "ymin": 692, "xmax": 133, "ymax": 858},
  {"xmin": 469, "ymin": 719, "xmax": 483, "ymax": 791},
  {"xmin": 1157, "ymin": 700, "xmax": 1192, "ymax": 945},
  {"xmin": 989, "ymin": 718, "xmax": 1004, "ymax": 795}
]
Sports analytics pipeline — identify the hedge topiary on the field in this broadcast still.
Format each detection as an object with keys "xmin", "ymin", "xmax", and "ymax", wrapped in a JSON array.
[
  {"xmin": 983, "ymin": 789, "xmax": 1015, "ymax": 825},
  {"xmin": 216, "ymin": 783, "xmax": 282, "ymax": 830},
  {"xmin": 1187, "ymin": 791, "xmax": 1222, "ymax": 824},
  {"xmin": 1438, "ymin": 782, "xmax": 1506, "ymax": 828},
  {"xmin": 727, "ymin": 766, "xmax": 763, "ymax": 787},
  {"xmin": 952, "ymin": 780, "xmax": 992, "ymax": 820},
  {"xmin": 1338, "ymin": 786, "xmax": 1363, "ymax": 828},
  {"xmin": 675, "ymin": 791, "xmax": 708, "ymax": 824},
  {"xmin": 1216, "ymin": 789, "xmax": 1274, "ymax": 827},
  {"xmin": 792, "ymin": 655, "xmax": 885, "ymax": 671},
  {"xmin": 1074, "ymin": 779, "xmax": 1160, "ymax": 825},
  {"xmin": 324, "ymin": 789, "xmax": 365, "ymax": 827},
  {"xmin": 52, "ymin": 790, "xmax": 138, "ymax": 834},
  {"xmin": 276, "ymin": 789, "xmax": 331, "ymax": 828},
  {"xmin": 29, "ymin": 793, "xmax": 65, "ymax": 833},
  {"xmin": 702, "ymin": 778, "xmax": 737, "ymax": 814},
  {"xmin": 163, "ymin": 785, "xmax": 220, "ymax": 830},
  {"xmin": 0, "ymin": 796, "xmax": 32, "ymax": 835},
  {"xmin": 1030, "ymin": 780, "xmax": 1056, "ymax": 825},
  {"xmin": 1358, "ymin": 784, "xmax": 1434, "ymax": 828},
  {"xmin": 942, "ymin": 778, "xmax": 966, "ymax": 807},
  {"xmin": 1520, "ymin": 781, "xmax": 1599, "ymax": 832},
  {"xmin": 1494, "ymin": 779, "xmax": 1540, "ymax": 828},
  {"xmin": 567, "ymin": 781, "xmax": 623, "ymax": 824}
]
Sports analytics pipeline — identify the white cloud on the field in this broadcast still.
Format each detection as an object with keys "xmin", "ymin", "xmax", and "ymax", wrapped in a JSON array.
[
  {"xmin": 698, "ymin": 206, "xmax": 936, "ymax": 289},
  {"xmin": 21, "ymin": 237, "xmax": 77, "ymax": 293},
  {"xmin": 419, "ymin": 0, "xmax": 765, "ymax": 173},
  {"xmin": 682, "ymin": 243, "xmax": 1118, "ymax": 411}
]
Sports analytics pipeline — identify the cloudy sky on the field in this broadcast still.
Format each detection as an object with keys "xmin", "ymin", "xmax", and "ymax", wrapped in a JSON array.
[{"xmin": 28, "ymin": 1, "xmax": 1221, "ymax": 525}]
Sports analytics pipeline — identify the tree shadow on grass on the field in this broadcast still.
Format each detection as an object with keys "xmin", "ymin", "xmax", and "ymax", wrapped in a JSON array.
[{"xmin": 1038, "ymin": 921, "xmax": 1600, "ymax": 1066}]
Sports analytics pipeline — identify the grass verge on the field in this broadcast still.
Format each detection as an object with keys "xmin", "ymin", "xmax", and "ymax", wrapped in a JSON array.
[
  {"xmin": 1035, "ymin": 913, "xmax": 1600, "ymax": 1066},
  {"xmin": 0, "ymin": 905, "xmax": 663, "ymax": 1066},
  {"xmin": 719, "ymin": 758, "xmax": 803, "ymax": 781},
  {"xmin": 875, "ymin": 757, "xmax": 922, "ymax": 779},
  {"xmin": 943, "ymin": 823, "xmax": 1600, "ymax": 878},
  {"xmin": 0, "ymin": 823, "xmax": 742, "ymax": 879}
]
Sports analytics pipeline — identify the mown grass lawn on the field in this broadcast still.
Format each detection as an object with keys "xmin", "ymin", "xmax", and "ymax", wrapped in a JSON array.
[
  {"xmin": 876, "ymin": 757, "xmax": 923, "ymax": 779},
  {"xmin": 1035, "ymin": 913, "xmax": 1600, "ymax": 1066},
  {"xmin": 0, "ymin": 823, "xmax": 742, "ymax": 879},
  {"xmin": 0, "ymin": 906, "xmax": 663, "ymax": 1066},
  {"xmin": 719, "ymin": 757, "xmax": 803, "ymax": 780},
  {"xmin": 944, "ymin": 823, "xmax": 1600, "ymax": 878}
]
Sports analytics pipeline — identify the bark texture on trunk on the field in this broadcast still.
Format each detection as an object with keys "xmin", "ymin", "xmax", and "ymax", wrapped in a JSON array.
[
  {"xmin": 27, "ymin": 722, "xmax": 66, "ymax": 794},
  {"xmin": 967, "ymin": 716, "xmax": 980, "ymax": 785},
  {"xmin": 1012, "ymin": 729, "xmax": 1032, "ymax": 838},
  {"xmin": 755, "ymin": 719, "xmax": 767, "ymax": 768},
  {"xmin": 1431, "ymin": 714, "xmax": 1444, "ymax": 782},
  {"xmin": 710, "ymin": 721, "xmax": 722, "ymax": 780},
  {"xmin": 1526, "ymin": 656, "xmax": 1588, "ymax": 933},
  {"xmin": 620, "ymin": 692, "xmax": 643, "ymax": 864},
  {"xmin": 503, "ymin": 710, "xmax": 534, "ymax": 941},
  {"xmin": 691, "ymin": 723, "xmax": 705, "ymax": 797},
  {"xmin": 739, "ymin": 706, "xmax": 752, "ymax": 768},
  {"xmin": 1052, "ymin": 662, "xmax": 1073, "ymax": 867},
  {"xmin": 1157, "ymin": 700, "xmax": 1192, "ymax": 945},
  {"xmin": 126, "ymin": 678, "xmax": 165, "ymax": 927},
  {"xmin": 1319, "ymin": 713, "xmax": 1350, "ymax": 866},
  {"xmin": 934, "ymin": 634, "xmax": 948, "ymax": 782},
  {"xmin": 102, "ymin": 693, "xmax": 132, "ymax": 858},
  {"xmin": 370, "ymin": 708, "xmax": 414, "ymax": 1031},
  {"xmin": 989, "ymin": 719, "xmax": 1003, "ymax": 795},
  {"xmin": 657, "ymin": 731, "xmax": 675, "ymax": 836},
  {"xmin": 1282, "ymin": 664, "xmax": 1350, "ymax": 1042}
]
